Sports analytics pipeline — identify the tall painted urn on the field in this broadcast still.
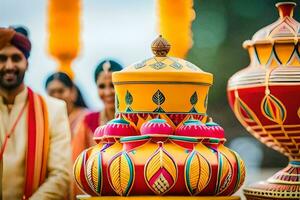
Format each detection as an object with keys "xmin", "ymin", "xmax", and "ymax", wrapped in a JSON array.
[
  {"xmin": 74, "ymin": 36, "xmax": 245, "ymax": 199},
  {"xmin": 227, "ymin": 2, "xmax": 300, "ymax": 200}
]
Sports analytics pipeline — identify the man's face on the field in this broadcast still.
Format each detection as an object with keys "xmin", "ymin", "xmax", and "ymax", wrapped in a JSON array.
[{"xmin": 0, "ymin": 44, "xmax": 27, "ymax": 90}]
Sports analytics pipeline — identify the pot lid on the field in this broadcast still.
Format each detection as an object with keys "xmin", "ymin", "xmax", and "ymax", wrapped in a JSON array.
[
  {"xmin": 112, "ymin": 35, "xmax": 213, "ymax": 85},
  {"xmin": 243, "ymin": 2, "xmax": 300, "ymax": 48}
]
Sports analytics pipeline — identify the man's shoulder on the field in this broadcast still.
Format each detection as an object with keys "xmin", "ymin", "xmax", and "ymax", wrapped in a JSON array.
[
  {"xmin": 27, "ymin": 88, "xmax": 67, "ymax": 110},
  {"xmin": 42, "ymin": 95, "xmax": 67, "ymax": 111},
  {"xmin": 41, "ymin": 95, "xmax": 68, "ymax": 126}
]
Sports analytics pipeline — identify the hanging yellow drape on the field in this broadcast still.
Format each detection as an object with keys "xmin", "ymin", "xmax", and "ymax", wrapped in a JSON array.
[
  {"xmin": 48, "ymin": 0, "xmax": 81, "ymax": 79},
  {"xmin": 156, "ymin": 0, "xmax": 195, "ymax": 58}
]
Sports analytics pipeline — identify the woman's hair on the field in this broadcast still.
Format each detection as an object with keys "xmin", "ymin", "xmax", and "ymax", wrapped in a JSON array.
[
  {"xmin": 45, "ymin": 72, "xmax": 88, "ymax": 108},
  {"xmin": 73, "ymin": 85, "xmax": 88, "ymax": 108},
  {"xmin": 94, "ymin": 59, "xmax": 123, "ymax": 82}
]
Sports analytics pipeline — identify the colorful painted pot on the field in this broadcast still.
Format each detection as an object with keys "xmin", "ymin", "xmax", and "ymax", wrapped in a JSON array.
[
  {"xmin": 103, "ymin": 135, "xmax": 244, "ymax": 196},
  {"xmin": 74, "ymin": 35, "xmax": 245, "ymax": 197},
  {"xmin": 227, "ymin": 2, "xmax": 300, "ymax": 199}
]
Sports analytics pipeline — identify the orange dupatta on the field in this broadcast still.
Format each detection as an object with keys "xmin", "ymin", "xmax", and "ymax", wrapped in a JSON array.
[{"xmin": 23, "ymin": 87, "xmax": 49, "ymax": 199}]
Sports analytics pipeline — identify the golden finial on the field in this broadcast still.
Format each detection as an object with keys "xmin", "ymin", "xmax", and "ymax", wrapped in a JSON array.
[{"xmin": 151, "ymin": 35, "xmax": 170, "ymax": 57}]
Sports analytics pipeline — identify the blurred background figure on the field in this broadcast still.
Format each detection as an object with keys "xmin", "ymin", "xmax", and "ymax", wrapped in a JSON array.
[
  {"xmin": 75, "ymin": 59, "xmax": 123, "ymax": 147},
  {"xmin": 45, "ymin": 72, "xmax": 89, "ymax": 199},
  {"xmin": 45, "ymin": 72, "xmax": 89, "ymax": 161}
]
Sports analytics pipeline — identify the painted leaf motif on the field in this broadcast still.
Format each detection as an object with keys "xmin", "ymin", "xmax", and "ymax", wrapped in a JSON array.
[
  {"xmin": 109, "ymin": 152, "xmax": 134, "ymax": 196},
  {"xmin": 261, "ymin": 94, "xmax": 286, "ymax": 124},
  {"xmin": 125, "ymin": 90, "xmax": 133, "ymax": 105},
  {"xmin": 73, "ymin": 149, "xmax": 97, "ymax": 195},
  {"xmin": 73, "ymin": 152, "xmax": 85, "ymax": 190},
  {"xmin": 185, "ymin": 150, "xmax": 210, "ymax": 195},
  {"xmin": 298, "ymin": 107, "xmax": 300, "ymax": 119},
  {"xmin": 190, "ymin": 92, "xmax": 198, "ymax": 105},
  {"xmin": 152, "ymin": 90, "xmax": 165, "ymax": 106},
  {"xmin": 215, "ymin": 153, "xmax": 232, "ymax": 195},
  {"xmin": 234, "ymin": 97, "xmax": 256, "ymax": 123},
  {"xmin": 145, "ymin": 145, "xmax": 177, "ymax": 195},
  {"xmin": 232, "ymin": 151, "xmax": 246, "ymax": 192},
  {"xmin": 86, "ymin": 152, "xmax": 103, "ymax": 195}
]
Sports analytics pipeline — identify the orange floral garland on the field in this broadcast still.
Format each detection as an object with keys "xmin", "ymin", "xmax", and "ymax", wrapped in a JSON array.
[
  {"xmin": 156, "ymin": 0, "xmax": 195, "ymax": 58},
  {"xmin": 48, "ymin": 0, "xmax": 81, "ymax": 79}
]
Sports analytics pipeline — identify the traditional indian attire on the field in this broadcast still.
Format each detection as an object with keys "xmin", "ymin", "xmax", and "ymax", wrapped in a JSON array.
[
  {"xmin": 69, "ymin": 108, "xmax": 89, "ymax": 162},
  {"xmin": 0, "ymin": 87, "xmax": 72, "ymax": 200}
]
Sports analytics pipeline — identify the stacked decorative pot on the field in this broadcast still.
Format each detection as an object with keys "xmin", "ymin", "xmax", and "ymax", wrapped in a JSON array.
[{"xmin": 74, "ymin": 36, "xmax": 245, "ymax": 197}]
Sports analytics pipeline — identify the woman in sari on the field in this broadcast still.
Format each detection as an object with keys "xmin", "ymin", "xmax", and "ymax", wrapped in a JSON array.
[
  {"xmin": 46, "ymin": 72, "xmax": 91, "ymax": 199},
  {"xmin": 76, "ymin": 59, "xmax": 123, "ymax": 149},
  {"xmin": 45, "ymin": 72, "xmax": 89, "ymax": 161}
]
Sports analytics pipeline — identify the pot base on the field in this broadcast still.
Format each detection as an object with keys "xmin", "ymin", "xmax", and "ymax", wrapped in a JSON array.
[
  {"xmin": 244, "ymin": 162, "xmax": 300, "ymax": 200},
  {"xmin": 77, "ymin": 196, "xmax": 241, "ymax": 200}
]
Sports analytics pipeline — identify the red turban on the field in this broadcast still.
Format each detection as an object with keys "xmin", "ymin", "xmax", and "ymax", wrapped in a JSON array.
[{"xmin": 0, "ymin": 27, "xmax": 31, "ymax": 59}]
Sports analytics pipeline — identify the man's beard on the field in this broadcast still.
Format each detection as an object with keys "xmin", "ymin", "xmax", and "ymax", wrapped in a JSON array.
[{"xmin": 0, "ymin": 68, "xmax": 25, "ymax": 90}]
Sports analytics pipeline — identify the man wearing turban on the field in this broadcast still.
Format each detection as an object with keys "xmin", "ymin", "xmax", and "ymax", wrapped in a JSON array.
[{"xmin": 0, "ymin": 26, "xmax": 71, "ymax": 199}]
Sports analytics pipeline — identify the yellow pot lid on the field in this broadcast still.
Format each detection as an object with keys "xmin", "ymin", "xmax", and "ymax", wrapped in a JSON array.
[
  {"xmin": 112, "ymin": 35, "xmax": 213, "ymax": 85},
  {"xmin": 243, "ymin": 2, "xmax": 300, "ymax": 48}
]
